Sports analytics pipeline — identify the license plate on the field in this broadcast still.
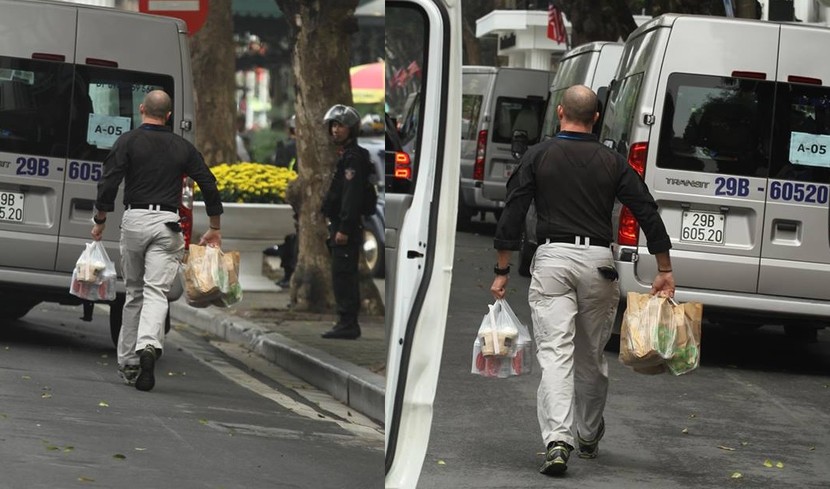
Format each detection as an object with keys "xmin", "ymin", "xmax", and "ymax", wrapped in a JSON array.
[
  {"xmin": 504, "ymin": 163, "xmax": 516, "ymax": 178},
  {"xmin": 0, "ymin": 191, "xmax": 24, "ymax": 222},
  {"xmin": 680, "ymin": 210, "xmax": 725, "ymax": 244}
]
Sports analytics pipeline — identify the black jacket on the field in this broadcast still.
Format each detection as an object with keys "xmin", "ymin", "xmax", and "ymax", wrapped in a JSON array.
[
  {"xmin": 494, "ymin": 131, "xmax": 671, "ymax": 254},
  {"xmin": 322, "ymin": 139, "xmax": 370, "ymax": 238},
  {"xmin": 96, "ymin": 124, "xmax": 223, "ymax": 216}
]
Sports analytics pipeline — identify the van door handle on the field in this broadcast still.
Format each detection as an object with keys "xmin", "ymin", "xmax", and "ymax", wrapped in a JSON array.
[
  {"xmin": 407, "ymin": 250, "xmax": 424, "ymax": 259},
  {"xmin": 776, "ymin": 222, "xmax": 797, "ymax": 232}
]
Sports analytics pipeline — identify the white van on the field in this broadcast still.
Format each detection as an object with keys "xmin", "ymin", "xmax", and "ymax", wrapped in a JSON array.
[
  {"xmin": 518, "ymin": 42, "xmax": 624, "ymax": 275},
  {"xmin": 0, "ymin": 0, "xmax": 194, "ymax": 342},
  {"xmin": 602, "ymin": 14, "xmax": 830, "ymax": 336},
  {"xmin": 458, "ymin": 66, "xmax": 552, "ymax": 227}
]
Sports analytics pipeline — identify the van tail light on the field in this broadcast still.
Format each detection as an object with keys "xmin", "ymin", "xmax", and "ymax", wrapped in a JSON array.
[
  {"xmin": 394, "ymin": 151, "xmax": 412, "ymax": 180},
  {"xmin": 788, "ymin": 75, "xmax": 822, "ymax": 85},
  {"xmin": 617, "ymin": 141, "xmax": 648, "ymax": 246},
  {"xmin": 473, "ymin": 130, "xmax": 487, "ymax": 181},
  {"xmin": 31, "ymin": 52, "xmax": 66, "ymax": 62},
  {"xmin": 731, "ymin": 70, "xmax": 766, "ymax": 80},
  {"xmin": 617, "ymin": 206, "xmax": 640, "ymax": 246},
  {"xmin": 179, "ymin": 175, "xmax": 194, "ymax": 249}
]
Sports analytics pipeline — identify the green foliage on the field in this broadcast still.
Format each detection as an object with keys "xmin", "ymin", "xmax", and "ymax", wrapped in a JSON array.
[{"xmin": 247, "ymin": 128, "xmax": 281, "ymax": 164}]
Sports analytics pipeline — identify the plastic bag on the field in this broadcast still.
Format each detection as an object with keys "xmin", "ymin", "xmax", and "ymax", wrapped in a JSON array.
[
  {"xmin": 183, "ymin": 245, "xmax": 242, "ymax": 308},
  {"xmin": 471, "ymin": 299, "xmax": 532, "ymax": 378},
  {"xmin": 619, "ymin": 292, "xmax": 703, "ymax": 376},
  {"xmin": 69, "ymin": 241, "xmax": 117, "ymax": 302}
]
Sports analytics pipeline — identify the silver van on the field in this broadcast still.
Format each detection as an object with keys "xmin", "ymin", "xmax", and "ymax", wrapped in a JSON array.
[
  {"xmin": 602, "ymin": 14, "xmax": 830, "ymax": 336},
  {"xmin": 0, "ymin": 0, "xmax": 194, "ymax": 343},
  {"xmin": 458, "ymin": 66, "xmax": 552, "ymax": 228},
  {"xmin": 518, "ymin": 42, "xmax": 624, "ymax": 275}
]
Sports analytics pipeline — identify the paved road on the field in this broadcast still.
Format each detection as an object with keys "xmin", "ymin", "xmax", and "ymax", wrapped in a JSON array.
[
  {"xmin": 417, "ymin": 221, "xmax": 830, "ymax": 489},
  {"xmin": 0, "ymin": 302, "xmax": 383, "ymax": 489}
]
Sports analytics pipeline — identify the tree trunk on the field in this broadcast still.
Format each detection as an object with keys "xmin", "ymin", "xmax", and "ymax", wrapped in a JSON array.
[
  {"xmin": 276, "ymin": 0, "xmax": 383, "ymax": 316},
  {"xmin": 190, "ymin": 0, "xmax": 236, "ymax": 166}
]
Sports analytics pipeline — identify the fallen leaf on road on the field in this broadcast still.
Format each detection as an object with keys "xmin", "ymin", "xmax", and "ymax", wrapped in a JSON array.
[
  {"xmin": 78, "ymin": 476, "xmax": 95, "ymax": 483},
  {"xmin": 98, "ymin": 401, "xmax": 109, "ymax": 408},
  {"xmin": 22, "ymin": 375, "xmax": 31, "ymax": 380},
  {"xmin": 41, "ymin": 393, "xmax": 52, "ymax": 399},
  {"xmin": 809, "ymin": 447, "xmax": 816, "ymax": 451},
  {"xmin": 113, "ymin": 454, "xmax": 126, "ymax": 460},
  {"xmin": 681, "ymin": 428, "xmax": 689, "ymax": 434},
  {"xmin": 764, "ymin": 459, "xmax": 773, "ymax": 468},
  {"xmin": 45, "ymin": 445, "xmax": 59, "ymax": 451},
  {"xmin": 135, "ymin": 447, "xmax": 147, "ymax": 451},
  {"xmin": 199, "ymin": 419, "xmax": 209, "ymax": 425},
  {"xmin": 730, "ymin": 472, "xmax": 743, "ymax": 479},
  {"xmin": 689, "ymin": 413, "xmax": 697, "ymax": 418},
  {"xmin": 63, "ymin": 446, "xmax": 74, "ymax": 452},
  {"xmin": 776, "ymin": 461, "xmax": 784, "ymax": 469},
  {"xmin": 718, "ymin": 445, "xmax": 736, "ymax": 451},
  {"xmin": 437, "ymin": 460, "xmax": 446, "ymax": 466},
  {"xmin": 741, "ymin": 442, "xmax": 748, "ymax": 446}
]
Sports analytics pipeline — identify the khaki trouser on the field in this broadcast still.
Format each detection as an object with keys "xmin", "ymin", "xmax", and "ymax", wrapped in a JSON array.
[
  {"xmin": 528, "ymin": 242, "xmax": 619, "ymax": 448},
  {"xmin": 117, "ymin": 209, "xmax": 184, "ymax": 367}
]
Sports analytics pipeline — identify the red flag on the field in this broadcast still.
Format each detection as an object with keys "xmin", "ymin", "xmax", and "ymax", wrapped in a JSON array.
[{"xmin": 547, "ymin": 2, "xmax": 567, "ymax": 44}]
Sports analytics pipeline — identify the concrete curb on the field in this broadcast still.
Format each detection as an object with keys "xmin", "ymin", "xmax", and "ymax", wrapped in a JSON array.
[{"xmin": 169, "ymin": 300, "xmax": 385, "ymax": 424}]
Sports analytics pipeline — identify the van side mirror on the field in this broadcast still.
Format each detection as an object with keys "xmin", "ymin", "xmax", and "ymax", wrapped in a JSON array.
[
  {"xmin": 511, "ymin": 129, "xmax": 529, "ymax": 159},
  {"xmin": 594, "ymin": 86, "xmax": 610, "ymax": 136}
]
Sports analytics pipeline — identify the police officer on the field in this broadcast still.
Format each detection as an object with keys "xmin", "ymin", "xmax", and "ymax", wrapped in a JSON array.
[
  {"xmin": 92, "ymin": 90, "xmax": 223, "ymax": 392},
  {"xmin": 491, "ymin": 85, "xmax": 675, "ymax": 475},
  {"xmin": 321, "ymin": 104, "xmax": 371, "ymax": 340}
]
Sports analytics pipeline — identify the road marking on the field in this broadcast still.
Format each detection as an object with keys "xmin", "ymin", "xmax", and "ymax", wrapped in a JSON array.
[{"xmin": 167, "ymin": 329, "xmax": 383, "ymax": 446}]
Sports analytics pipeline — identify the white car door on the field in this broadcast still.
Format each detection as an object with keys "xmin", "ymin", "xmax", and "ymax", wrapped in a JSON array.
[{"xmin": 385, "ymin": 1, "xmax": 461, "ymax": 488}]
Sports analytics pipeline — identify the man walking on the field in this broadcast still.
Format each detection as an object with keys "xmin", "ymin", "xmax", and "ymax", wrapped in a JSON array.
[
  {"xmin": 92, "ymin": 90, "xmax": 224, "ymax": 392},
  {"xmin": 490, "ymin": 85, "xmax": 675, "ymax": 475},
  {"xmin": 320, "ymin": 104, "xmax": 371, "ymax": 340}
]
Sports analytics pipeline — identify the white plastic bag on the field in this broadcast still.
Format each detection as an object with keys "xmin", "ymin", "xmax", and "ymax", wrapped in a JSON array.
[
  {"xmin": 69, "ymin": 241, "xmax": 117, "ymax": 302},
  {"xmin": 471, "ymin": 299, "xmax": 532, "ymax": 378}
]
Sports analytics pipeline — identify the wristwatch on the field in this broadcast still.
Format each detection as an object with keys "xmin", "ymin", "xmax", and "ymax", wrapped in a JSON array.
[
  {"xmin": 92, "ymin": 215, "xmax": 106, "ymax": 225},
  {"xmin": 494, "ymin": 264, "xmax": 510, "ymax": 276}
]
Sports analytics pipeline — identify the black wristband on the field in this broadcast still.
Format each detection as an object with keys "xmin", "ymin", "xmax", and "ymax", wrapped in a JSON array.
[
  {"xmin": 209, "ymin": 226, "xmax": 220, "ymax": 230},
  {"xmin": 93, "ymin": 216, "xmax": 106, "ymax": 224},
  {"xmin": 494, "ymin": 265, "xmax": 510, "ymax": 276},
  {"xmin": 658, "ymin": 268, "xmax": 672, "ymax": 273}
]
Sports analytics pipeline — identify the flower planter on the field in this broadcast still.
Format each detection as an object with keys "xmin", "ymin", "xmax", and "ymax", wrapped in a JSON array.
[{"xmin": 191, "ymin": 202, "xmax": 295, "ymax": 242}]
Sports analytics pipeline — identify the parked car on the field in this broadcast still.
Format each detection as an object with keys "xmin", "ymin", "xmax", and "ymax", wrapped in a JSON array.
[
  {"xmin": 518, "ymin": 41, "xmax": 624, "ymax": 276},
  {"xmin": 0, "ymin": 0, "xmax": 191, "ymax": 344},
  {"xmin": 358, "ymin": 135, "xmax": 385, "ymax": 277},
  {"xmin": 458, "ymin": 66, "xmax": 553, "ymax": 229},
  {"xmin": 603, "ymin": 14, "xmax": 830, "ymax": 338}
]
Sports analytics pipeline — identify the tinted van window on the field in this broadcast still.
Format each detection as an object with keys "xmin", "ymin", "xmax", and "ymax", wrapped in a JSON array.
[
  {"xmin": 0, "ymin": 56, "xmax": 73, "ymax": 157},
  {"xmin": 770, "ymin": 82, "xmax": 830, "ymax": 184},
  {"xmin": 658, "ymin": 73, "xmax": 773, "ymax": 177},
  {"xmin": 69, "ymin": 66, "xmax": 174, "ymax": 161},
  {"xmin": 461, "ymin": 94, "xmax": 482, "ymax": 140},
  {"xmin": 492, "ymin": 97, "xmax": 544, "ymax": 144},
  {"xmin": 602, "ymin": 72, "xmax": 644, "ymax": 157},
  {"xmin": 386, "ymin": 4, "xmax": 426, "ymax": 194}
]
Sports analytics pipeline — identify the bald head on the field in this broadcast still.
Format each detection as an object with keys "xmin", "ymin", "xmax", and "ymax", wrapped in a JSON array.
[
  {"xmin": 559, "ymin": 85, "xmax": 598, "ymax": 126},
  {"xmin": 142, "ymin": 90, "xmax": 172, "ymax": 120}
]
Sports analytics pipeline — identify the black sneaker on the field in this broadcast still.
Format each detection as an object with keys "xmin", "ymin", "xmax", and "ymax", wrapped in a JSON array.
[
  {"xmin": 539, "ymin": 441, "xmax": 571, "ymax": 475},
  {"xmin": 118, "ymin": 365, "xmax": 139, "ymax": 386},
  {"xmin": 135, "ymin": 345, "xmax": 157, "ymax": 392},
  {"xmin": 321, "ymin": 322, "xmax": 361, "ymax": 340},
  {"xmin": 577, "ymin": 417, "xmax": 605, "ymax": 459}
]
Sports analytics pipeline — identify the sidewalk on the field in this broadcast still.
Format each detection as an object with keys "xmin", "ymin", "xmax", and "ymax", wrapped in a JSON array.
[{"xmin": 168, "ymin": 241, "xmax": 385, "ymax": 424}]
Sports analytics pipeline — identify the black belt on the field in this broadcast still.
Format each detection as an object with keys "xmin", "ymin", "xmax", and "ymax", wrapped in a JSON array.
[
  {"xmin": 544, "ymin": 235, "xmax": 610, "ymax": 248},
  {"xmin": 126, "ymin": 204, "xmax": 179, "ymax": 213}
]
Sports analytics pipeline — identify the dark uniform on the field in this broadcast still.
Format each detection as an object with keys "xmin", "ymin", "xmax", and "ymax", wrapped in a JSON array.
[{"xmin": 322, "ymin": 139, "xmax": 370, "ymax": 332}]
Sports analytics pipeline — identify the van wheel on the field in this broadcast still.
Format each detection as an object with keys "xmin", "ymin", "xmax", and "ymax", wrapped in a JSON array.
[
  {"xmin": 0, "ymin": 298, "xmax": 40, "ymax": 320},
  {"xmin": 363, "ymin": 227, "xmax": 385, "ymax": 277}
]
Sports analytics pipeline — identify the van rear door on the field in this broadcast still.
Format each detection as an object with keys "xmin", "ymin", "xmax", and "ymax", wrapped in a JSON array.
[
  {"xmin": 643, "ymin": 18, "xmax": 778, "ymax": 294},
  {"xmin": 460, "ymin": 68, "xmax": 494, "ymax": 194},
  {"xmin": 385, "ymin": 0, "xmax": 460, "ymax": 487},
  {"xmin": 55, "ymin": 8, "xmax": 184, "ymax": 273},
  {"xmin": 758, "ymin": 24, "xmax": 830, "ymax": 301},
  {"xmin": 0, "ymin": 0, "xmax": 76, "ymax": 272},
  {"xmin": 480, "ymin": 69, "xmax": 550, "ymax": 202}
]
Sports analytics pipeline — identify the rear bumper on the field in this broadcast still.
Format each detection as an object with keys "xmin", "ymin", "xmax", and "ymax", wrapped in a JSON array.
[
  {"xmin": 460, "ymin": 178, "xmax": 504, "ymax": 211},
  {"xmin": 615, "ymin": 255, "xmax": 830, "ymax": 322},
  {"xmin": 0, "ymin": 268, "xmax": 126, "ymax": 303}
]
